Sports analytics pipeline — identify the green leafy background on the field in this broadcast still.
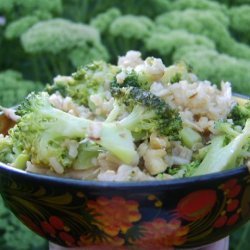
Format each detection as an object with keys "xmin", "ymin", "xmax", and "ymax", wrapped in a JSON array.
[{"xmin": 0, "ymin": 0, "xmax": 250, "ymax": 249}]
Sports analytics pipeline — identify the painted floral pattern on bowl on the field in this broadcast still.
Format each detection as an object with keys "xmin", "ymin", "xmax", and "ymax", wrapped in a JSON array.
[{"xmin": 0, "ymin": 168, "xmax": 249, "ymax": 249}]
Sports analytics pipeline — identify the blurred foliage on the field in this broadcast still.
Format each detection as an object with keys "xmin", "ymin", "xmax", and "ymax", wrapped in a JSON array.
[
  {"xmin": 0, "ymin": 0, "xmax": 250, "ymax": 249},
  {"xmin": 230, "ymin": 222, "xmax": 250, "ymax": 250},
  {"xmin": 0, "ymin": 197, "xmax": 47, "ymax": 250}
]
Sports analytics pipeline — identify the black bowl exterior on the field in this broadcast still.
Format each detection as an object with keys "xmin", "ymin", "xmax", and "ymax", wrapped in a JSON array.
[{"xmin": 0, "ymin": 163, "xmax": 250, "ymax": 249}]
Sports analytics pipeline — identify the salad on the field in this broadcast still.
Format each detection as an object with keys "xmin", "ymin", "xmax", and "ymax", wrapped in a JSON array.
[{"xmin": 0, "ymin": 51, "xmax": 250, "ymax": 181}]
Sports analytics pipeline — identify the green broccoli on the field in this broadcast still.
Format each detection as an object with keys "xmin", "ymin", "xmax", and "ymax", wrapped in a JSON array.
[
  {"xmin": 111, "ymin": 70, "xmax": 150, "ymax": 90},
  {"xmin": 0, "ymin": 135, "xmax": 16, "ymax": 164},
  {"xmin": 229, "ymin": 102, "xmax": 250, "ymax": 127},
  {"xmin": 9, "ymin": 92, "xmax": 138, "ymax": 171},
  {"xmin": 111, "ymin": 86, "xmax": 182, "ymax": 140},
  {"xmin": 167, "ymin": 160, "xmax": 201, "ymax": 178},
  {"xmin": 192, "ymin": 119, "xmax": 250, "ymax": 176},
  {"xmin": 112, "ymin": 58, "xmax": 191, "ymax": 89},
  {"xmin": 47, "ymin": 61, "xmax": 119, "ymax": 107},
  {"xmin": 72, "ymin": 140, "xmax": 100, "ymax": 170},
  {"xmin": 162, "ymin": 63, "xmax": 193, "ymax": 84},
  {"xmin": 214, "ymin": 121, "xmax": 240, "ymax": 138}
]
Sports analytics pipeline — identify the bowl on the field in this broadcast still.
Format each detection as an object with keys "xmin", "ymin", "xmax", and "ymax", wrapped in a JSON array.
[{"xmin": 0, "ymin": 95, "xmax": 250, "ymax": 249}]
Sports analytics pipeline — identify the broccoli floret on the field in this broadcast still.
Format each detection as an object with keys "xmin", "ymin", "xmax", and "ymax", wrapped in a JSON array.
[
  {"xmin": 111, "ymin": 86, "xmax": 182, "ymax": 140},
  {"xmin": 9, "ymin": 92, "xmax": 138, "ymax": 171},
  {"xmin": 111, "ymin": 70, "xmax": 150, "ymax": 90},
  {"xmin": 229, "ymin": 102, "xmax": 250, "ymax": 127},
  {"xmin": 167, "ymin": 160, "xmax": 201, "ymax": 178},
  {"xmin": 47, "ymin": 61, "xmax": 119, "ymax": 106},
  {"xmin": 113, "ymin": 55, "xmax": 168, "ymax": 89},
  {"xmin": 0, "ymin": 135, "xmax": 16, "ymax": 164},
  {"xmin": 192, "ymin": 119, "xmax": 250, "ymax": 176},
  {"xmin": 214, "ymin": 121, "xmax": 240, "ymax": 138}
]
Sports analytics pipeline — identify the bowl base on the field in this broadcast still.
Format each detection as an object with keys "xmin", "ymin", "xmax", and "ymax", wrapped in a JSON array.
[{"xmin": 49, "ymin": 237, "xmax": 229, "ymax": 250}]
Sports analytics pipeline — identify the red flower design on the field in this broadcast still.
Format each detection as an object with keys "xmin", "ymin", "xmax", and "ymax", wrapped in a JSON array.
[
  {"xmin": 40, "ymin": 215, "xmax": 76, "ymax": 246},
  {"xmin": 177, "ymin": 190, "xmax": 217, "ymax": 221},
  {"xmin": 130, "ymin": 218, "xmax": 189, "ymax": 250},
  {"xmin": 87, "ymin": 196, "xmax": 141, "ymax": 236},
  {"xmin": 220, "ymin": 179, "xmax": 242, "ymax": 198},
  {"xmin": 214, "ymin": 179, "xmax": 242, "ymax": 228}
]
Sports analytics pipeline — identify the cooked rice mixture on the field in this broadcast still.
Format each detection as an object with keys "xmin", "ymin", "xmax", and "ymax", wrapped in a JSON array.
[{"xmin": 2, "ymin": 50, "xmax": 249, "ymax": 181}]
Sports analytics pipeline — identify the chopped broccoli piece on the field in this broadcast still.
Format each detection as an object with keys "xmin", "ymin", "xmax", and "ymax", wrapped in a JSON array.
[
  {"xmin": 214, "ymin": 121, "xmax": 240, "ymax": 138},
  {"xmin": 192, "ymin": 119, "xmax": 250, "ymax": 176},
  {"xmin": 229, "ymin": 102, "xmax": 250, "ymax": 127},
  {"xmin": 111, "ymin": 70, "xmax": 150, "ymax": 90},
  {"xmin": 179, "ymin": 127, "xmax": 202, "ymax": 148},
  {"xmin": 167, "ymin": 160, "xmax": 201, "ymax": 178},
  {"xmin": 0, "ymin": 135, "xmax": 16, "ymax": 163},
  {"xmin": 9, "ymin": 92, "xmax": 138, "ymax": 171},
  {"xmin": 111, "ymin": 86, "xmax": 182, "ymax": 140},
  {"xmin": 12, "ymin": 152, "xmax": 29, "ymax": 169},
  {"xmin": 72, "ymin": 140, "xmax": 100, "ymax": 170},
  {"xmin": 47, "ymin": 61, "xmax": 118, "ymax": 106}
]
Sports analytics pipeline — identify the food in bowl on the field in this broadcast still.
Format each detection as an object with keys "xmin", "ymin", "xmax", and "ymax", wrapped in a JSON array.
[
  {"xmin": 0, "ymin": 50, "xmax": 250, "ymax": 181},
  {"xmin": 1, "ymin": 51, "xmax": 250, "ymax": 249}
]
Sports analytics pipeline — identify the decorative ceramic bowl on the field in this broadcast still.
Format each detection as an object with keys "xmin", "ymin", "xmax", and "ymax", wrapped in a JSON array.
[{"xmin": 0, "ymin": 95, "xmax": 250, "ymax": 249}]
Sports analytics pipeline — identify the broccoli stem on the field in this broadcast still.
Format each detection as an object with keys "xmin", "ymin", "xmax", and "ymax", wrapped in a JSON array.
[
  {"xmin": 179, "ymin": 127, "xmax": 202, "ymax": 149},
  {"xmin": 12, "ymin": 152, "xmax": 29, "ymax": 169},
  {"xmin": 39, "ymin": 106, "xmax": 138, "ymax": 165},
  {"xmin": 119, "ymin": 105, "xmax": 154, "ymax": 130},
  {"xmin": 192, "ymin": 119, "xmax": 250, "ymax": 176}
]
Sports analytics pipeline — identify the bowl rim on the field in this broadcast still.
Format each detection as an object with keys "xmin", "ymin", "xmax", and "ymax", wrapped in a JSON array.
[{"xmin": 0, "ymin": 161, "xmax": 248, "ymax": 189}]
